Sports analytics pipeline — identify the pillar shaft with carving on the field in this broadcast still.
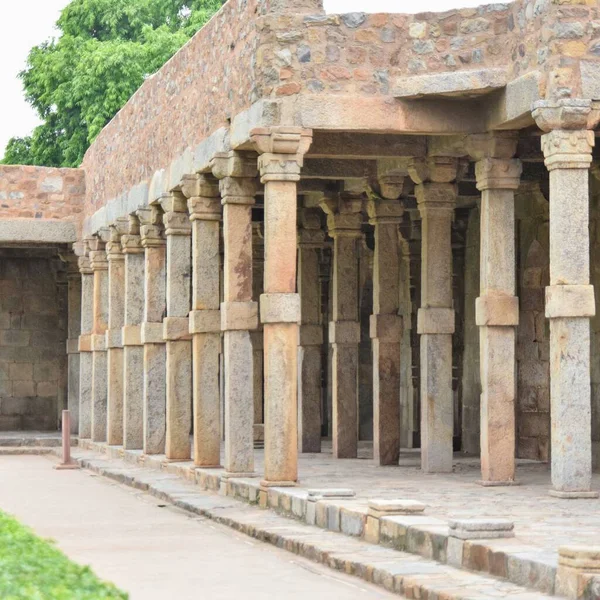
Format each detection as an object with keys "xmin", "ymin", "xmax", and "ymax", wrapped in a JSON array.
[
  {"xmin": 533, "ymin": 99, "xmax": 599, "ymax": 497},
  {"xmin": 409, "ymin": 158, "xmax": 460, "ymax": 474},
  {"xmin": 211, "ymin": 152, "xmax": 258, "ymax": 477},
  {"xmin": 66, "ymin": 255, "xmax": 81, "ymax": 434},
  {"xmin": 182, "ymin": 174, "xmax": 223, "ymax": 468},
  {"xmin": 297, "ymin": 205, "xmax": 325, "ymax": 453},
  {"xmin": 469, "ymin": 133, "xmax": 522, "ymax": 484},
  {"xmin": 253, "ymin": 127, "xmax": 312, "ymax": 485},
  {"xmin": 121, "ymin": 214, "xmax": 146, "ymax": 450},
  {"xmin": 368, "ymin": 198, "xmax": 404, "ymax": 466},
  {"xmin": 321, "ymin": 195, "xmax": 363, "ymax": 459},
  {"xmin": 160, "ymin": 193, "xmax": 193, "ymax": 461},
  {"xmin": 76, "ymin": 241, "xmax": 94, "ymax": 438},
  {"xmin": 141, "ymin": 206, "xmax": 167, "ymax": 455},
  {"xmin": 89, "ymin": 235, "xmax": 109, "ymax": 442},
  {"xmin": 105, "ymin": 219, "xmax": 127, "ymax": 446}
]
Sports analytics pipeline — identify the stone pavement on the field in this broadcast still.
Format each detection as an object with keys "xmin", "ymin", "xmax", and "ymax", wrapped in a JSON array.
[{"xmin": 0, "ymin": 454, "xmax": 396, "ymax": 600}]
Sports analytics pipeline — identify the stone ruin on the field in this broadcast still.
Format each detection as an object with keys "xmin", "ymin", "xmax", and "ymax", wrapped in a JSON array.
[{"xmin": 1, "ymin": 0, "xmax": 600, "ymax": 497}]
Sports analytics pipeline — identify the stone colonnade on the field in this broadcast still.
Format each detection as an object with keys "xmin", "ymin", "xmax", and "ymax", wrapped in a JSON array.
[{"xmin": 73, "ymin": 115, "xmax": 599, "ymax": 496}]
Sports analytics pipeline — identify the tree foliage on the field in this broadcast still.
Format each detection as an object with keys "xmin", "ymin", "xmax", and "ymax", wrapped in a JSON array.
[{"xmin": 1, "ymin": 0, "xmax": 224, "ymax": 167}]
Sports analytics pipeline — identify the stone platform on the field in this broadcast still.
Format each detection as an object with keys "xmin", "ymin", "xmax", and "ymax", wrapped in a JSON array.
[
  {"xmin": 0, "ymin": 431, "xmax": 77, "ymax": 451},
  {"xmin": 70, "ymin": 439, "xmax": 600, "ymax": 598}
]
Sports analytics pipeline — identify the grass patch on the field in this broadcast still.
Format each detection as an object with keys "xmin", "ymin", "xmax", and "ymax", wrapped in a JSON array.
[{"xmin": 0, "ymin": 510, "xmax": 128, "ymax": 599}]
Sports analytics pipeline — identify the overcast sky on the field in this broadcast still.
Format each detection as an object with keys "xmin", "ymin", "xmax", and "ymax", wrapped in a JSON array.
[{"xmin": 0, "ymin": 0, "xmax": 490, "ymax": 159}]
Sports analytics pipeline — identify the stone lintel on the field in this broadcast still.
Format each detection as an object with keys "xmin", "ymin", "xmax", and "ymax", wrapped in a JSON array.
[
  {"xmin": 220, "ymin": 301, "xmax": 259, "ymax": 331},
  {"xmin": 105, "ymin": 328, "xmax": 123, "ymax": 349},
  {"xmin": 545, "ymin": 285, "xmax": 596, "ymax": 319},
  {"xmin": 298, "ymin": 324, "xmax": 323, "ymax": 346},
  {"xmin": 0, "ymin": 219, "xmax": 77, "ymax": 244},
  {"xmin": 417, "ymin": 307, "xmax": 455, "ymax": 335},
  {"xmin": 449, "ymin": 518, "xmax": 515, "ymax": 540},
  {"xmin": 394, "ymin": 68, "xmax": 507, "ymax": 100},
  {"xmin": 141, "ymin": 322, "xmax": 164, "ymax": 344},
  {"xmin": 329, "ymin": 320, "xmax": 361, "ymax": 345},
  {"xmin": 475, "ymin": 158, "xmax": 522, "ymax": 191},
  {"xmin": 369, "ymin": 314, "xmax": 403, "ymax": 342},
  {"xmin": 260, "ymin": 293, "xmax": 300, "ymax": 324},
  {"xmin": 90, "ymin": 333, "xmax": 107, "ymax": 352},
  {"xmin": 163, "ymin": 316, "xmax": 192, "ymax": 341},
  {"xmin": 122, "ymin": 324, "xmax": 143, "ymax": 346},
  {"xmin": 189, "ymin": 309, "xmax": 221, "ymax": 334},
  {"xmin": 475, "ymin": 295, "xmax": 519, "ymax": 327}
]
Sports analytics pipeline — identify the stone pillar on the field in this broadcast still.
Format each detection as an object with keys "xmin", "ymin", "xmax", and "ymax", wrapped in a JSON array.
[
  {"xmin": 160, "ymin": 193, "xmax": 193, "ymax": 461},
  {"xmin": 75, "ymin": 241, "xmax": 94, "ymax": 438},
  {"xmin": 105, "ymin": 219, "xmax": 128, "ymax": 446},
  {"xmin": 252, "ymin": 223, "xmax": 265, "ymax": 444},
  {"xmin": 320, "ymin": 195, "xmax": 363, "ymax": 459},
  {"xmin": 89, "ymin": 234, "xmax": 109, "ymax": 442},
  {"xmin": 469, "ymin": 133, "xmax": 522, "ymax": 485},
  {"xmin": 66, "ymin": 255, "xmax": 81, "ymax": 434},
  {"xmin": 211, "ymin": 152, "xmax": 258, "ymax": 477},
  {"xmin": 120, "ymin": 214, "xmax": 145, "ymax": 450},
  {"xmin": 297, "ymin": 206, "xmax": 325, "ymax": 453},
  {"xmin": 140, "ymin": 206, "xmax": 167, "ymax": 455},
  {"xmin": 409, "ymin": 158, "xmax": 460, "ymax": 473},
  {"xmin": 181, "ymin": 174, "xmax": 223, "ymax": 468},
  {"xmin": 367, "ymin": 197, "xmax": 404, "ymax": 466},
  {"xmin": 533, "ymin": 99, "xmax": 600, "ymax": 497},
  {"xmin": 253, "ymin": 126, "xmax": 313, "ymax": 486}
]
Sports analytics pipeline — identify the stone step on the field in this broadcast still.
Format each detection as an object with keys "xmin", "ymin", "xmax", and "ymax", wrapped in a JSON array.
[
  {"xmin": 0, "ymin": 436, "xmax": 76, "ymax": 448},
  {"xmin": 0, "ymin": 446, "xmax": 57, "ymax": 455},
  {"xmin": 69, "ymin": 448, "xmax": 553, "ymax": 600},
  {"xmin": 76, "ymin": 439, "xmax": 561, "ymax": 597}
]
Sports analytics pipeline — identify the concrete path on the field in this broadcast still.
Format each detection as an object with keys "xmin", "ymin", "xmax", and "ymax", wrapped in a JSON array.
[{"xmin": 0, "ymin": 455, "xmax": 395, "ymax": 600}]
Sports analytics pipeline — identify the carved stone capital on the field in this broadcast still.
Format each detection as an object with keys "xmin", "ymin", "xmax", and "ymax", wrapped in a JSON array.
[
  {"xmin": 320, "ymin": 198, "xmax": 363, "ymax": 238},
  {"xmin": 87, "ymin": 234, "xmax": 107, "ymax": 253},
  {"xmin": 210, "ymin": 151, "xmax": 257, "ymax": 180},
  {"xmin": 366, "ymin": 198, "xmax": 404, "ymax": 225},
  {"xmin": 188, "ymin": 196, "xmax": 221, "ymax": 221},
  {"xmin": 475, "ymin": 158, "xmax": 523, "ymax": 191},
  {"xmin": 135, "ymin": 208, "xmax": 152, "ymax": 228},
  {"xmin": 78, "ymin": 256, "xmax": 93, "ymax": 275},
  {"xmin": 89, "ymin": 250, "xmax": 108, "ymax": 271},
  {"xmin": 415, "ymin": 182, "xmax": 457, "ymax": 212},
  {"xmin": 532, "ymin": 99, "xmax": 600, "ymax": 133},
  {"xmin": 467, "ymin": 132, "xmax": 520, "ymax": 161},
  {"xmin": 408, "ymin": 157, "xmax": 464, "ymax": 185},
  {"xmin": 541, "ymin": 130, "xmax": 595, "ymax": 171},
  {"xmin": 180, "ymin": 173, "xmax": 220, "ymax": 201},
  {"xmin": 158, "ymin": 192, "xmax": 188, "ymax": 214},
  {"xmin": 121, "ymin": 234, "xmax": 144, "ymax": 254},
  {"xmin": 218, "ymin": 177, "xmax": 256, "ymax": 206},
  {"xmin": 140, "ymin": 225, "xmax": 166, "ymax": 248},
  {"xmin": 163, "ymin": 211, "xmax": 192, "ymax": 236},
  {"xmin": 251, "ymin": 127, "xmax": 313, "ymax": 183}
]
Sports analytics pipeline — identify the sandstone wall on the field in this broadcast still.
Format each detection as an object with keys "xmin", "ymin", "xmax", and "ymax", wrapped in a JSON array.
[
  {"xmin": 0, "ymin": 250, "xmax": 67, "ymax": 431},
  {"xmin": 81, "ymin": 0, "xmax": 261, "ymax": 213},
  {"xmin": 0, "ymin": 166, "xmax": 84, "ymax": 225}
]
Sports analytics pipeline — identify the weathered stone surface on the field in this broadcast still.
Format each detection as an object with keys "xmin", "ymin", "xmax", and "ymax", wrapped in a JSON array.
[{"xmin": 449, "ymin": 519, "xmax": 515, "ymax": 540}]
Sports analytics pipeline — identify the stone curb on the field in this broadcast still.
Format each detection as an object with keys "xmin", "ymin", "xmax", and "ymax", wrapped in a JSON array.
[
  {"xmin": 67, "ymin": 447, "xmax": 554, "ymax": 600},
  {"xmin": 74, "ymin": 441, "xmax": 558, "ymax": 597}
]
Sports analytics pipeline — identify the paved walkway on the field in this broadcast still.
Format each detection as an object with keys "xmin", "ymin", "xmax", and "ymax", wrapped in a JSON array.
[{"xmin": 0, "ymin": 455, "xmax": 395, "ymax": 600}]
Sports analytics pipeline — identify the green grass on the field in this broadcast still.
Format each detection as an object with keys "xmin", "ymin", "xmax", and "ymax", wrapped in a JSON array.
[{"xmin": 0, "ymin": 510, "xmax": 128, "ymax": 600}]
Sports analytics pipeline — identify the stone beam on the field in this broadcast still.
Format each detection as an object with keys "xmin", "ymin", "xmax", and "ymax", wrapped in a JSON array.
[
  {"xmin": 302, "ymin": 159, "xmax": 375, "ymax": 181},
  {"xmin": 308, "ymin": 133, "xmax": 426, "ymax": 160}
]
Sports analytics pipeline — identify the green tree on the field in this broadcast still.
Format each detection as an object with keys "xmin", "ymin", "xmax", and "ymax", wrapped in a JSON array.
[{"xmin": 1, "ymin": 0, "xmax": 224, "ymax": 167}]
